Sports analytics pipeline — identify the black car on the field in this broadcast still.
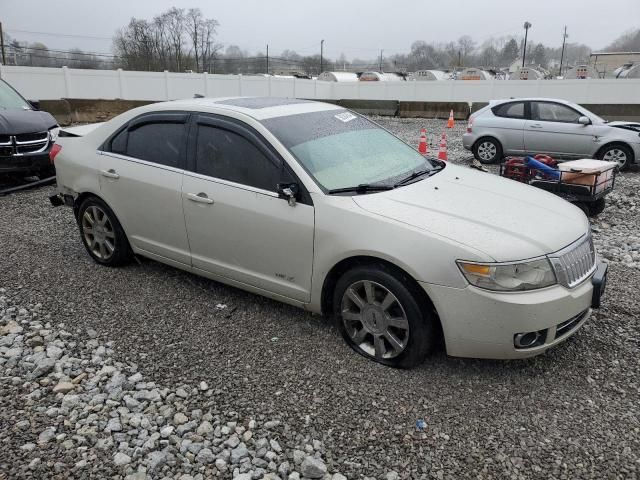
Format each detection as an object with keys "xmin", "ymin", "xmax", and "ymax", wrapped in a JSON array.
[{"xmin": 0, "ymin": 78, "xmax": 59, "ymax": 177}]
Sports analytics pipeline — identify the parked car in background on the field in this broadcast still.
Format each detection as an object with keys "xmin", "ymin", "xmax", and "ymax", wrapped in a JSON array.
[
  {"xmin": 0, "ymin": 78, "xmax": 59, "ymax": 177},
  {"xmin": 50, "ymin": 97, "xmax": 606, "ymax": 368},
  {"xmin": 463, "ymin": 98, "xmax": 640, "ymax": 170}
]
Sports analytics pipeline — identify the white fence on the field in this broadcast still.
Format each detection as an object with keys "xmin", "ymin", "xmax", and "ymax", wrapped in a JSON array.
[{"xmin": 2, "ymin": 65, "xmax": 640, "ymax": 104}]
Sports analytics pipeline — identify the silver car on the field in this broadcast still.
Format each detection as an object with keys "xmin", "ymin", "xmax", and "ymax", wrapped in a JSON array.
[{"xmin": 463, "ymin": 98, "xmax": 640, "ymax": 170}]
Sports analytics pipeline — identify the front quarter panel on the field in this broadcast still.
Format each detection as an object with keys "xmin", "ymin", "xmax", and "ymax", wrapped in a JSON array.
[{"xmin": 309, "ymin": 194, "xmax": 489, "ymax": 312}]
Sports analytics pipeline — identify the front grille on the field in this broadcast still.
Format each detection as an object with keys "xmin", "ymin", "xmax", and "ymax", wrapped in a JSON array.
[
  {"xmin": 0, "ymin": 131, "xmax": 50, "ymax": 156},
  {"xmin": 549, "ymin": 234, "xmax": 596, "ymax": 288},
  {"xmin": 17, "ymin": 143, "xmax": 48, "ymax": 154},
  {"xmin": 15, "ymin": 131, "xmax": 48, "ymax": 143}
]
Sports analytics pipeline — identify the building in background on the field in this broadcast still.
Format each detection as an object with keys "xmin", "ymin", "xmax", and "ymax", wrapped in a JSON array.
[{"xmin": 590, "ymin": 52, "xmax": 640, "ymax": 78}]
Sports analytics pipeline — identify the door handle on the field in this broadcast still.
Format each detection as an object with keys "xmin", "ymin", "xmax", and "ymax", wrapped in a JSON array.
[
  {"xmin": 186, "ymin": 192, "xmax": 214, "ymax": 204},
  {"xmin": 100, "ymin": 169, "xmax": 120, "ymax": 179},
  {"xmin": 529, "ymin": 124, "xmax": 543, "ymax": 129}
]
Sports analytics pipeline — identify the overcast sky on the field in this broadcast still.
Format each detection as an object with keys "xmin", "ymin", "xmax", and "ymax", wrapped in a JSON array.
[{"xmin": 2, "ymin": 0, "xmax": 639, "ymax": 58}]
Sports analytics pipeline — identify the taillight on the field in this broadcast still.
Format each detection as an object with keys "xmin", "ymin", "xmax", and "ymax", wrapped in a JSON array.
[
  {"xmin": 467, "ymin": 117, "xmax": 474, "ymax": 133},
  {"xmin": 49, "ymin": 143, "xmax": 62, "ymax": 164}
]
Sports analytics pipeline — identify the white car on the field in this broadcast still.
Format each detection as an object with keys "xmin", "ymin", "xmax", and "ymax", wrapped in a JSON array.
[
  {"xmin": 463, "ymin": 97, "xmax": 640, "ymax": 170},
  {"xmin": 50, "ymin": 97, "xmax": 607, "ymax": 368}
]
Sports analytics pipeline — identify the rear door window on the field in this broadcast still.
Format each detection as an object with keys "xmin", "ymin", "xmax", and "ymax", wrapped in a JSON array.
[
  {"xmin": 492, "ymin": 102, "xmax": 526, "ymax": 119},
  {"xmin": 195, "ymin": 125, "xmax": 284, "ymax": 192},
  {"xmin": 533, "ymin": 102, "xmax": 582, "ymax": 123},
  {"xmin": 126, "ymin": 122, "xmax": 187, "ymax": 168}
]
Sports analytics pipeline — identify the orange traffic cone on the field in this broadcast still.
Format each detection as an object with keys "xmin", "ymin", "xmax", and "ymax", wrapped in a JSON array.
[
  {"xmin": 418, "ymin": 128, "xmax": 428, "ymax": 155},
  {"xmin": 438, "ymin": 132, "xmax": 448, "ymax": 161},
  {"xmin": 447, "ymin": 109, "xmax": 455, "ymax": 129}
]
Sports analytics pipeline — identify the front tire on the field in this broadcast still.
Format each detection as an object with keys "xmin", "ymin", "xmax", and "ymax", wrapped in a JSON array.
[
  {"xmin": 473, "ymin": 137, "xmax": 503, "ymax": 164},
  {"xmin": 333, "ymin": 264, "xmax": 435, "ymax": 368},
  {"xmin": 597, "ymin": 144, "xmax": 632, "ymax": 171},
  {"xmin": 77, "ymin": 197, "xmax": 132, "ymax": 266}
]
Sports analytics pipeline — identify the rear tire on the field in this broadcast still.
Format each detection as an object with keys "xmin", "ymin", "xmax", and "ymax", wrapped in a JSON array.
[
  {"xmin": 588, "ymin": 198, "xmax": 606, "ymax": 217},
  {"xmin": 597, "ymin": 143, "xmax": 632, "ymax": 171},
  {"xmin": 473, "ymin": 137, "xmax": 503, "ymax": 164},
  {"xmin": 77, "ymin": 197, "xmax": 132, "ymax": 267},
  {"xmin": 573, "ymin": 202, "xmax": 590, "ymax": 216},
  {"xmin": 333, "ymin": 264, "xmax": 435, "ymax": 368}
]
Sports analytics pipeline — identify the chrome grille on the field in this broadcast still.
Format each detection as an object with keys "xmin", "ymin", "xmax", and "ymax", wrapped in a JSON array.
[
  {"xmin": 549, "ymin": 234, "xmax": 596, "ymax": 288},
  {"xmin": 0, "ymin": 131, "xmax": 50, "ymax": 156}
]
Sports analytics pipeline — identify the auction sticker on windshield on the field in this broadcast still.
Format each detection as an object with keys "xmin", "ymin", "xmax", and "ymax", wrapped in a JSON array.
[{"xmin": 334, "ymin": 112, "xmax": 357, "ymax": 123}]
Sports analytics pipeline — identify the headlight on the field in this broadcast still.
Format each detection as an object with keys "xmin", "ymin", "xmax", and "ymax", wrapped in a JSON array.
[
  {"xmin": 457, "ymin": 258, "xmax": 556, "ymax": 292},
  {"xmin": 49, "ymin": 127, "xmax": 61, "ymax": 142}
]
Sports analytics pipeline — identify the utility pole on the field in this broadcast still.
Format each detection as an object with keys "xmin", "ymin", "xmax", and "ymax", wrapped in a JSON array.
[
  {"xmin": 320, "ymin": 39, "xmax": 324, "ymax": 75},
  {"xmin": 266, "ymin": 44, "xmax": 269, "ymax": 74},
  {"xmin": 0, "ymin": 22, "xmax": 6, "ymax": 65},
  {"xmin": 559, "ymin": 26, "xmax": 568, "ymax": 77},
  {"xmin": 522, "ymin": 22, "xmax": 532, "ymax": 67},
  {"xmin": 379, "ymin": 49, "xmax": 383, "ymax": 72}
]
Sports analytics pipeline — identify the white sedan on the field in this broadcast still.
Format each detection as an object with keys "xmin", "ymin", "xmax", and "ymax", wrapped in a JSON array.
[{"xmin": 50, "ymin": 97, "xmax": 607, "ymax": 368}]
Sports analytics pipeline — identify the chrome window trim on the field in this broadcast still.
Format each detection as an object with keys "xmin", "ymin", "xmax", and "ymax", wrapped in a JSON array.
[
  {"xmin": 99, "ymin": 150, "xmax": 280, "ymax": 198},
  {"xmin": 98, "ymin": 151, "xmax": 185, "ymax": 175},
  {"xmin": 183, "ymin": 170, "xmax": 280, "ymax": 198}
]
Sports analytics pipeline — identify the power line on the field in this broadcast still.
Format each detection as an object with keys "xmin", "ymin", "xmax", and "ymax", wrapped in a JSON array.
[{"xmin": 6, "ymin": 28, "xmax": 112, "ymax": 40}]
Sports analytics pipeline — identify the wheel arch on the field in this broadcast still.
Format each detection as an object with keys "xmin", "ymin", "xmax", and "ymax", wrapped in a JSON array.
[
  {"xmin": 320, "ymin": 255, "xmax": 442, "ymax": 337},
  {"xmin": 472, "ymin": 135, "xmax": 504, "ymax": 162},
  {"xmin": 73, "ymin": 191, "xmax": 133, "ymax": 250},
  {"xmin": 74, "ymin": 191, "xmax": 119, "ymax": 223},
  {"xmin": 595, "ymin": 141, "xmax": 635, "ymax": 163}
]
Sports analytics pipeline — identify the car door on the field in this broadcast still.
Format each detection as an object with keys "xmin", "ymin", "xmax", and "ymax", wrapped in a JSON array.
[
  {"xmin": 182, "ymin": 114, "xmax": 315, "ymax": 302},
  {"xmin": 98, "ymin": 112, "xmax": 191, "ymax": 266},
  {"xmin": 524, "ymin": 101, "xmax": 595, "ymax": 157},
  {"xmin": 488, "ymin": 101, "xmax": 527, "ymax": 154}
]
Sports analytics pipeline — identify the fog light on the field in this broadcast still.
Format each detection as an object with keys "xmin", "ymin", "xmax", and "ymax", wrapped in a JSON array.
[{"xmin": 514, "ymin": 330, "xmax": 546, "ymax": 349}]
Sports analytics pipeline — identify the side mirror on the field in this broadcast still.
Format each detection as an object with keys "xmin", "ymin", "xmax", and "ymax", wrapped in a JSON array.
[
  {"xmin": 578, "ymin": 116, "xmax": 591, "ymax": 125},
  {"xmin": 29, "ymin": 100, "xmax": 40, "ymax": 111},
  {"xmin": 277, "ymin": 182, "xmax": 299, "ymax": 207}
]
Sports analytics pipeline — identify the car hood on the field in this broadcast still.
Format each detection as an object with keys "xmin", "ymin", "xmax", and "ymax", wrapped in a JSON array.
[
  {"xmin": 607, "ymin": 121, "xmax": 640, "ymax": 134},
  {"xmin": 0, "ymin": 109, "xmax": 57, "ymax": 135},
  {"xmin": 353, "ymin": 163, "xmax": 589, "ymax": 262}
]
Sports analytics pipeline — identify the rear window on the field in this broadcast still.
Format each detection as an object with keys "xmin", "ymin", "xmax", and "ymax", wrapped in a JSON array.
[{"xmin": 492, "ymin": 102, "xmax": 525, "ymax": 119}]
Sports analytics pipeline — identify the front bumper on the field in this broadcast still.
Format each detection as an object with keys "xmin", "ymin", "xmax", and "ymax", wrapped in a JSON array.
[
  {"xmin": 421, "ymin": 268, "xmax": 602, "ymax": 359},
  {"xmin": 462, "ymin": 133, "xmax": 474, "ymax": 151},
  {"xmin": 629, "ymin": 143, "xmax": 640, "ymax": 165},
  {"xmin": 0, "ymin": 151, "xmax": 52, "ymax": 174}
]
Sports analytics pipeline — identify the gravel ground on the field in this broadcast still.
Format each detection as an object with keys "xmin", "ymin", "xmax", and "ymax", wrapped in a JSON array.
[{"xmin": 1, "ymin": 118, "xmax": 639, "ymax": 480}]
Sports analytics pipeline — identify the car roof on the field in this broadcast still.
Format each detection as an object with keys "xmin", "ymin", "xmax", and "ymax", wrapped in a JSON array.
[
  {"xmin": 490, "ymin": 97, "xmax": 578, "ymax": 106},
  {"xmin": 141, "ymin": 96, "xmax": 344, "ymax": 121}
]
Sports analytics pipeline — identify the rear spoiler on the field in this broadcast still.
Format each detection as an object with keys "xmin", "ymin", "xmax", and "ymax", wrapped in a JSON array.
[{"xmin": 59, "ymin": 122, "xmax": 104, "ymax": 138}]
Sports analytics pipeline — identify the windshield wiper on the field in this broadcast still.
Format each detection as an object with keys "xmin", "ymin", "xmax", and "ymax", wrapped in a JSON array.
[
  {"xmin": 328, "ymin": 184, "xmax": 394, "ymax": 195},
  {"xmin": 394, "ymin": 164, "xmax": 445, "ymax": 187}
]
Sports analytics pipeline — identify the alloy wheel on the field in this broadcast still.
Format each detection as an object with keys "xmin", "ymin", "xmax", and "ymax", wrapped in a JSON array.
[
  {"xmin": 340, "ymin": 280, "xmax": 410, "ymax": 360},
  {"xmin": 477, "ymin": 141, "xmax": 497, "ymax": 161},
  {"xmin": 82, "ymin": 205, "xmax": 116, "ymax": 260},
  {"xmin": 602, "ymin": 148, "xmax": 627, "ymax": 168}
]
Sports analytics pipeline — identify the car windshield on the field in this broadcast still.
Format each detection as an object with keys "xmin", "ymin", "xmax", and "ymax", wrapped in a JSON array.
[
  {"xmin": 0, "ymin": 80, "xmax": 31, "ymax": 110},
  {"xmin": 262, "ymin": 109, "xmax": 436, "ymax": 191}
]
